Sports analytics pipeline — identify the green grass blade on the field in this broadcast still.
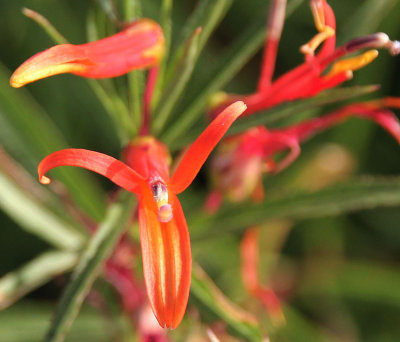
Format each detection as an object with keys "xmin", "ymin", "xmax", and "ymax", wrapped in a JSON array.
[
  {"xmin": 22, "ymin": 8, "xmax": 68, "ymax": 44},
  {"xmin": 0, "ymin": 63, "xmax": 106, "ymax": 220},
  {"xmin": 191, "ymin": 263, "xmax": 262, "ymax": 341},
  {"xmin": 0, "ymin": 171, "xmax": 85, "ymax": 251},
  {"xmin": 340, "ymin": 0, "xmax": 397, "ymax": 41},
  {"xmin": 44, "ymin": 192, "xmax": 134, "ymax": 342},
  {"xmin": 166, "ymin": 0, "xmax": 233, "ymax": 79},
  {"xmin": 152, "ymin": 28, "xmax": 202, "ymax": 135},
  {"xmin": 191, "ymin": 176, "xmax": 400, "ymax": 239},
  {"xmin": 0, "ymin": 302, "xmax": 117, "ymax": 342},
  {"xmin": 0, "ymin": 251, "xmax": 78, "ymax": 309}
]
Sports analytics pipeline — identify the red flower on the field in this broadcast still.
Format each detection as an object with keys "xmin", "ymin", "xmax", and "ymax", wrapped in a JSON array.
[
  {"xmin": 10, "ymin": 19, "xmax": 164, "ymax": 88},
  {"xmin": 206, "ymin": 98, "xmax": 400, "ymax": 211},
  {"xmin": 210, "ymin": 0, "xmax": 400, "ymax": 117},
  {"xmin": 37, "ymin": 101, "xmax": 247, "ymax": 329}
]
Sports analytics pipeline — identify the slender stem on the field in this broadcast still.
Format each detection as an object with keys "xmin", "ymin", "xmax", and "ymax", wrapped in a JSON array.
[
  {"xmin": 140, "ymin": 67, "xmax": 159, "ymax": 135},
  {"xmin": 257, "ymin": 0, "xmax": 287, "ymax": 92},
  {"xmin": 123, "ymin": 0, "xmax": 145, "ymax": 133},
  {"xmin": 0, "ymin": 251, "xmax": 78, "ymax": 310},
  {"xmin": 151, "ymin": 0, "xmax": 173, "ymax": 109},
  {"xmin": 22, "ymin": 8, "xmax": 68, "ymax": 44}
]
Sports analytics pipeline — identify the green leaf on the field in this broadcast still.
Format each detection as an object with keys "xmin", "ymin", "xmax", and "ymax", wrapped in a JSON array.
[
  {"xmin": 0, "ymin": 171, "xmax": 85, "ymax": 251},
  {"xmin": 191, "ymin": 263, "xmax": 262, "ymax": 341},
  {"xmin": 274, "ymin": 306, "xmax": 335, "ymax": 342},
  {"xmin": 168, "ymin": 0, "xmax": 233, "ymax": 75},
  {"xmin": 95, "ymin": 0, "xmax": 119, "ymax": 24},
  {"xmin": 340, "ymin": 0, "xmax": 397, "ymax": 41},
  {"xmin": 162, "ymin": 0, "xmax": 305, "ymax": 145},
  {"xmin": 152, "ymin": 28, "xmax": 202, "ymax": 135},
  {"xmin": 190, "ymin": 176, "xmax": 400, "ymax": 239},
  {"xmin": 0, "ymin": 302, "xmax": 118, "ymax": 342},
  {"xmin": 0, "ymin": 251, "xmax": 78, "ymax": 309},
  {"xmin": 22, "ymin": 8, "xmax": 68, "ymax": 45},
  {"xmin": 0, "ymin": 63, "xmax": 106, "ymax": 220},
  {"xmin": 299, "ymin": 261, "xmax": 400, "ymax": 308},
  {"xmin": 44, "ymin": 192, "xmax": 134, "ymax": 342}
]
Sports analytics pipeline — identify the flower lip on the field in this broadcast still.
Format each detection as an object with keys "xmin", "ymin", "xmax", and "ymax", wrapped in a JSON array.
[{"xmin": 151, "ymin": 179, "xmax": 173, "ymax": 223}]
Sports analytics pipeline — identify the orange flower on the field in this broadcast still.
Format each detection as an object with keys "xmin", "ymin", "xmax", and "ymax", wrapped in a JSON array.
[
  {"xmin": 37, "ymin": 101, "xmax": 247, "ymax": 328},
  {"xmin": 10, "ymin": 19, "xmax": 164, "ymax": 88}
]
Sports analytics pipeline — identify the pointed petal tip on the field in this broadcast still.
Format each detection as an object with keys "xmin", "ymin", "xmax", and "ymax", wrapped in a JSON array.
[
  {"xmin": 230, "ymin": 100, "xmax": 247, "ymax": 115},
  {"xmin": 39, "ymin": 175, "xmax": 51, "ymax": 185},
  {"xmin": 169, "ymin": 101, "xmax": 247, "ymax": 194}
]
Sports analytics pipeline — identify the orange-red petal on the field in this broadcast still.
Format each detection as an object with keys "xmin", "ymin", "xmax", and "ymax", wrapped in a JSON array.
[
  {"xmin": 38, "ymin": 148, "xmax": 144, "ymax": 193},
  {"xmin": 139, "ymin": 189, "xmax": 191, "ymax": 329},
  {"xmin": 10, "ymin": 19, "xmax": 164, "ymax": 87},
  {"xmin": 170, "ymin": 101, "xmax": 247, "ymax": 194}
]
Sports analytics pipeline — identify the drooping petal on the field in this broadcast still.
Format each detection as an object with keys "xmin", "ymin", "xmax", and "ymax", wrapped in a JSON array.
[
  {"xmin": 170, "ymin": 101, "xmax": 247, "ymax": 194},
  {"xmin": 38, "ymin": 149, "xmax": 144, "ymax": 193},
  {"xmin": 10, "ymin": 19, "xmax": 164, "ymax": 87},
  {"xmin": 139, "ymin": 188, "xmax": 191, "ymax": 329}
]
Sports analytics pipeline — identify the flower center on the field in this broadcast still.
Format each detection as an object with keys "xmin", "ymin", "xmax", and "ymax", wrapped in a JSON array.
[{"xmin": 151, "ymin": 180, "xmax": 173, "ymax": 223}]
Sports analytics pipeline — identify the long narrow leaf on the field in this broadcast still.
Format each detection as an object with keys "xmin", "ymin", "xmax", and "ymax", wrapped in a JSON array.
[
  {"xmin": 299, "ymin": 261, "xmax": 400, "ymax": 308},
  {"xmin": 190, "ymin": 176, "xmax": 400, "ymax": 239},
  {"xmin": 340, "ymin": 0, "xmax": 397, "ymax": 42},
  {"xmin": 166, "ymin": 0, "xmax": 233, "ymax": 79},
  {"xmin": 152, "ymin": 28, "xmax": 202, "ymax": 135},
  {"xmin": 44, "ymin": 192, "xmax": 134, "ymax": 342},
  {"xmin": 0, "ymin": 251, "xmax": 78, "ymax": 309},
  {"xmin": 0, "ymin": 63, "xmax": 106, "ymax": 220},
  {"xmin": 191, "ymin": 264, "xmax": 262, "ymax": 341},
  {"xmin": 0, "ymin": 171, "xmax": 85, "ymax": 251}
]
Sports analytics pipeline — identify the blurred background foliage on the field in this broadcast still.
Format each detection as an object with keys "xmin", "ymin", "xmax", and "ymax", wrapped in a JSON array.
[{"xmin": 0, "ymin": 0, "xmax": 400, "ymax": 341}]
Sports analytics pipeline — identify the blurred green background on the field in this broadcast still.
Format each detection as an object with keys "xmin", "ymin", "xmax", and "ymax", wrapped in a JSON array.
[{"xmin": 1, "ymin": 0, "xmax": 400, "ymax": 341}]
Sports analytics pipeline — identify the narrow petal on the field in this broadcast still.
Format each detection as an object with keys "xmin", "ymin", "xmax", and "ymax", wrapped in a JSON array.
[
  {"xmin": 139, "ymin": 189, "xmax": 191, "ymax": 329},
  {"xmin": 10, "ymin": 19, "xmax": 164, "ymax": 87},
  {"xmin": 38, "ymin": 149, "xmax": 144, "ymax": 192},
  {"xmin": 170, "ymin": 101, "xmax": 247, "ymax": 194}
]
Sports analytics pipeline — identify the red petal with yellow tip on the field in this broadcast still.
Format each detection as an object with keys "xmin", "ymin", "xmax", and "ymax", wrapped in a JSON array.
[
  {"xmin": 170, "ymin": 101, "xmax": 247, "ymax": 194},
  {"xmin": 38, "ymin": 149, "xmax": 144, "ymax": 193},
  {"xmin": 139, "ymin": 188, "xmax": 191, "ymax": 329},
  {"xmin": 10, "ymin": 19, "xmax": 164, "ymax": 88}
]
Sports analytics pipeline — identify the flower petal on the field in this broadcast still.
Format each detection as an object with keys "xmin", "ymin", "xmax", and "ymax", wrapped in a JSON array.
[
  {"xmin": 38, "ymin": 149, "xmax": 144, "ymax": 192},
  {"xmin": 170, "ymin": 101, "xmax": 247, "ymax": 194},
  {"xmin": 10, "ymin": 19, "xmax": 164, "ymax": 87},
  {"xmin": 139, "ymin": 189, "xmax": 191, "ymax": 329}
]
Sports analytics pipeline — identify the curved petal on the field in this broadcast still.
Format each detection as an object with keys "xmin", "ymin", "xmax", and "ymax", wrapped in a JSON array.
[
  {"xmin": 10, "ymin": 19, "xmax": 164, "ymax": 87},
  {"xmin": 38, "ymin": 149, "xmax": 144, "ymax": 193},
  {"xmin": 139, "ymin": 189, "xmax": 191, "ymax": 329},
  {"xmin": 170, "ymin": 101, "xmax": 247, "ymax": 194}
]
